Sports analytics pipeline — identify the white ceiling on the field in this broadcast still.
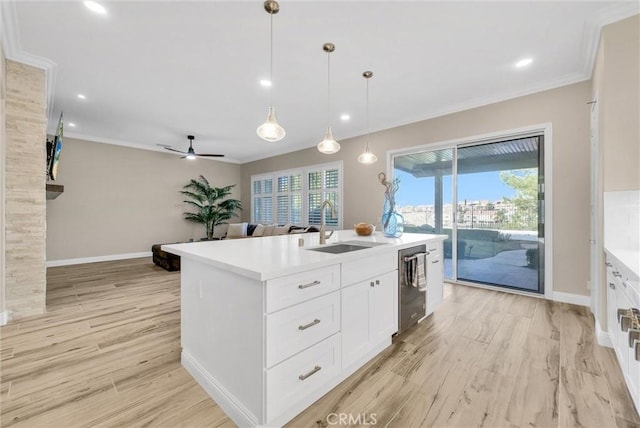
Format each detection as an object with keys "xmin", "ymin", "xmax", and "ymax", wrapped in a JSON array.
[{"xmin": 5, "ymin": 1, "xmax": 639, "ymax": 163}]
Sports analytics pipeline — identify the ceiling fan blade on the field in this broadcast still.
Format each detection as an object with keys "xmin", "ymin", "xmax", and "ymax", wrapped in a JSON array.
[
  {"xmin": 164, "ymin": 147, "xmax": 187, "ymax": 154},
  {"xmin": 197, "ymin": 154, "xmax": 225, "ymax": 157}
]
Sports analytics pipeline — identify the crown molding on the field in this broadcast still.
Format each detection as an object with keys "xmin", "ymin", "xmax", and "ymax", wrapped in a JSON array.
[
  {"xmin": 1, "ymin": 0, "xmax": 57, "ymax": 119},
  {"xmin": 581, "ymin": 2, "xmax": 640, "ymax": 78},
  {"xmin": 64, "ymin": 132, "xmax": 242, "ymax": 164}
]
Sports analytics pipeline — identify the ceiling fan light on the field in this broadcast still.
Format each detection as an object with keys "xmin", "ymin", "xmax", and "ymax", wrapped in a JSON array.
[
  {"xmin": 357, "ymin": 146, "xmax": 378, "ymax": 164},
  {"xmin": 257, "ymin": 106, "xmax": 286, "ymax": 142},
  {"xmin": 186, "ymin": 154, "xmax": 197, "ymax": 160},
  {"xmin": 317, "ymin": 127, "xmax": 341, "ymax": 154}
]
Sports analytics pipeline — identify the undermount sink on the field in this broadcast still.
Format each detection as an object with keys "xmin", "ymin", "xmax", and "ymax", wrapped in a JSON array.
[{"xmin": 306, "ymin": 240, "xmax": 388, "ymax": 254}]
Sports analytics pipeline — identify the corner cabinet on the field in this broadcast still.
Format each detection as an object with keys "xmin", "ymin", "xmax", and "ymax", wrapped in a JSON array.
[{"xmin": 178, "ymin": 242, "xmax": 442, "ymax": 428}]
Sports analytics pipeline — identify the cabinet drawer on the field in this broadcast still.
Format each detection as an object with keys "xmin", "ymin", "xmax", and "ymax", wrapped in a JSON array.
[
  {"xmin": 265, "ymin": 291, "xmax": 340, "ymax": 367},
  {"xmin": 342, "ymin": 252, "xmax": 396, "ymax": 286},
  {"xmin": 266, "ymin": 264, "xmax": 340, "ymax": 313},
  {"xmin": 266, "ymin": 334, "xmax": 341, "ymax": 422}
]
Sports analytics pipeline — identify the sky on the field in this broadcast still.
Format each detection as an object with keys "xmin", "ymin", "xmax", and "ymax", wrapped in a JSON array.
[{"xmin": 394, "ymin": 169, "xmax": 519, "ymax": 206}]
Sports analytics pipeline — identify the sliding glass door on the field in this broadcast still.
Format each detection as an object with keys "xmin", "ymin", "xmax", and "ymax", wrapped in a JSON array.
[{"xmin": 393, "ymin": 135, "xmax": 545, "ymax": 293}]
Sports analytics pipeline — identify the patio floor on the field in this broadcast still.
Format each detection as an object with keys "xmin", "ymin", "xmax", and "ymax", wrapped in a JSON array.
[{"xmin": 444, "ymin": 249, "xmax": 539, "ymax": 292}]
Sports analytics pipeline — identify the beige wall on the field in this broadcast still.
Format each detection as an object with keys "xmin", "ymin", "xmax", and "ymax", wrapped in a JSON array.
[
  {"xmin": 1, "ymin": 45, "xmax": 6, "ymax": 321},
  {"xmin": 602, "ymin": 15, "xmax": 640, "ymax": 191},
  {"xmin": 242, "ymin": 81, "xmax": 592, "ymax": 297},
  {"xmin": 5, "ymin": 60, "xmax": 47, "ymax": 319},
  {"xmin": 592, "ymin": 14, "xmax": 639, "ymax": 329},
  {"xmin": 46, "ymin": 138, "xmax": 242, "ymax": 261}
]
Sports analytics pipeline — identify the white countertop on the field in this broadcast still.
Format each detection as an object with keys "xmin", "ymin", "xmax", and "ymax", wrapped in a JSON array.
[
  {"xmin": 605, "ymin": 247, "xmax": 640, "ymax": 280},
  {"xmin": 163, "ymin": 230, "xmax": 447, "ymax": 281}
]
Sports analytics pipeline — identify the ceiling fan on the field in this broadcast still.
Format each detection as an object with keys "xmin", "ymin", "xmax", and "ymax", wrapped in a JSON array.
[{"xmin": 161, "ymin": 135, "xmax": 224, "ymax": 159}]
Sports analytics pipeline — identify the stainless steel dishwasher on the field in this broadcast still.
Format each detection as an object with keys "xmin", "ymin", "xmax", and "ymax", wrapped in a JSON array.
[{"xmin": 398, "ymin": 244, "xmax": 427, "ymax": 334}]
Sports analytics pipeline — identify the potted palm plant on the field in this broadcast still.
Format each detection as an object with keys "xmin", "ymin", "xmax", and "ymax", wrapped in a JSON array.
[{"xmin": 181, "ymin": 175, "xmax": 242, "ymax": 240}]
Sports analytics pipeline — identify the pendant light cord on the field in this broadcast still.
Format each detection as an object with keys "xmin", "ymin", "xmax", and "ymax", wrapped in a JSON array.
[
  {"xmin": 327, "ymin": 51, "xmax": 331, "ymax": 128},
  {"xmin": 269, "ymin": 12, "xmax": 274, "ymax": 106},
  {"xmin": 365, "ymin": 77, "xmax": 370, "ymax": 150}
]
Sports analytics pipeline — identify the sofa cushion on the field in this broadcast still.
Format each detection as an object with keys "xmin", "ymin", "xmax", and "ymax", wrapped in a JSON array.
[
  {"xmin": 227, "ymin": 222, "xmax": 248, "ymax": 239},
  {"xmin": 262, "ymin": 224, "xmax": 277, "ymax": 236},
  {"xmin": 247, "ymin": 223, "xmax": 258, "ymax": 236},
  {"xmin": 253, "ymin": 224, "xmax": 266, "ymax": 237},
  {"xmin": 273, "ymin": 224, "xmax": 291, "ymax": 235}
]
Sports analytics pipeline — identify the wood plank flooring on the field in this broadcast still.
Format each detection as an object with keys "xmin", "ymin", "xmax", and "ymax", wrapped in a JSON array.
[{"xmin": 1, "ymin": 258, "xmax": 638, "ymax": 427}]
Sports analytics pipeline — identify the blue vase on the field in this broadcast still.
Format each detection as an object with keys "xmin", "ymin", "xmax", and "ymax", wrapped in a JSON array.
[{"xmin": 381, "ymin": 196, "xmax": 404, "ymax": 238}]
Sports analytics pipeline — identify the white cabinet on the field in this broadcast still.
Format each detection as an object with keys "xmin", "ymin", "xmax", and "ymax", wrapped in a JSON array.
[
  {"xmin": 606, "ymin": 265, "xmax": 618, "ymax": 349},
  {"xmin": 342, "ymin": 271, "xmax": 397, "ymax": 370},
  {"xmin": 426, "ymin": 245, "xmax": 444, "ymax": 316},
  {"xmin": 605, "ymin": 254, "xmax": 640, "ymax": 414}
]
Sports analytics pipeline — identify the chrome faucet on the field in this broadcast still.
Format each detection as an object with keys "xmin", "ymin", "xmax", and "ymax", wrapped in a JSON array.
[{"xmin": 319, "ymin": 199, "xmax": 336, "ymax": 245}]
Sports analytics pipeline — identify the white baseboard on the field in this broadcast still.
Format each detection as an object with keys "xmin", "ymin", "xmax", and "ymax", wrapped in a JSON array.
[
  {"xmin": 46, "ymin": 251, "xmax": 151, "ymax": 267},
  {"xmin": 552, "ymin": 291, "xmax": 590, "ymax": 307},
  {"xmin": 182, "ymin": 350, "xmax": 258, "ymax": 428},
  {"xmin": 595, "ymin": 318, "xmax": 613, "ymax": 348},
  {"xmin": 0, "ymin": 311, "xmax": 8, "ymax": 326}
]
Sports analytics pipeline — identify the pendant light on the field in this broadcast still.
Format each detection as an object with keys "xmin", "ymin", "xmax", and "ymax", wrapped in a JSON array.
[
  {"xmin": 317, "ymin": 43, "xmax": 340, "ymax": 154},
  {"xmin": 257, "ymin": 0, "xmax": 286, "ymax": 142},
  {"xmin": 357, "ymin": 71, "xmax": 378, "ymax": 164}
]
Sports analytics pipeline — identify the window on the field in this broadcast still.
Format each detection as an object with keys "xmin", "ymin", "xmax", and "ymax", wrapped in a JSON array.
[{"xmin": 251, "ymin": 162, "xmax": 343, "ymax": 228}]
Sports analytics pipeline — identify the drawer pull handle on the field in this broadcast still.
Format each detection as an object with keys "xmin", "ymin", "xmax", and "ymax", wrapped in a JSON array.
[
  {"xmin": 613, "ymin": 271, "xmax": 623, "ymax": 278},
  {"xmin": 429, "ymin": 248, "xmax": 437, "ymax": 252},
  {"xmin": 628, "ymin": 329, "xmax": 640, "ymax": 347},
  {"xmin": 605, "ymin": 262, "xmax": 613, "ymax": 267},
  {"xmin": 609, "ymin": 283, "xmax": 616, "ymax": 290},
  {"xmin": 298, "ymin": 280, "xmax": 321, "ymax": 290},
  {"xmin": 298, "ymin": 319, "xmax": 321, "ymax": 330},
  {"xmin": 620, "ymin": 315, "xmax": 632, "ymax": 332},
  {"xmin": 432, "ymin": 260, "xmax": 440, "ymax": 264},
  {"xmin": 298, "ymin": 365, "xmax": 321, "ymax": 381},
  {"xmin": 635, "ymin": 340, "xmax": 640, "ymax": 362}
]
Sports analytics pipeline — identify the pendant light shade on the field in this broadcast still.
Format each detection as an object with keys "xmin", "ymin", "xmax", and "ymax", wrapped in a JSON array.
[
  {"xmin": 257, "ymin": 106, "xmax": 285, "ymax": 142},
  {"xmin": 317, "ymin": 43, "xmax": 340, "ymax": 154},
  {"xmin": 257, "ymin": 0, "xmax": 285, "ymax": 142},
  {"xmin": 358, "ymin": 70, "xmax": 377, "ymax": 164}
]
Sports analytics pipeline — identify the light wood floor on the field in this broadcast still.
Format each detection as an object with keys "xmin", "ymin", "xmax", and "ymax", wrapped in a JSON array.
[{"xmin": 1, "ymin": 258, "xmax": 638, "ymax": 428}]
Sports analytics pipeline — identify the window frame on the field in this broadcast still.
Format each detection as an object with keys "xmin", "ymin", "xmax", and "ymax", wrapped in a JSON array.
[{"xmin": 250, "ymin": 161, "xmax": 343, "ymax": 229}]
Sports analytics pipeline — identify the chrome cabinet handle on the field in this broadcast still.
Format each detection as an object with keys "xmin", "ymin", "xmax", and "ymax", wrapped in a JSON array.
[
  {"xmin": 628, "ymin": 329, "xmax": 640, "ymax": 347},
  {"xmin": 609, "ymin": 282, "xmax": 616, "ymax": 290},
  {"xmin": 298, "ymin": 319, "xmax": 321, "ymax": 330},
  {"xmin": 613, "ymin": 271, "xmax": 623, "ymax": 278},
  {"xmin": 621, "ymin": 315, "xmax": 632, "ymax": 332},
  {"xmin": 635, "ymin": 340, "xmax": 640, "ymax": 362},
  {"xmin": 298, "ymin": 280, "xmax": 321, "ymax": 290},
  {"xmin": 298, "ymin": 365, "xmax": 321, "ymax": 381},
  {"xmin": 605, "ymin": 262, "xmax": 613, "ymax": 267},
  {"xmin": 429, "ymin": 248, "xmax": 437, "ymax": 252},
  {"xmin": 432, "ymin": 260, "xmax": 440, "ymax": 264}
]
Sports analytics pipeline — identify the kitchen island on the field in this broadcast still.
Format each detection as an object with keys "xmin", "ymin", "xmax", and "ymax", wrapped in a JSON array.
[{"xmin": 163, "ymin": 230, "xmax": 446, "ymax": 427}]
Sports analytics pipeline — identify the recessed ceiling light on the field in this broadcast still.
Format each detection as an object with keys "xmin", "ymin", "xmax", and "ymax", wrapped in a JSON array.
[
  {"xmin": 83, "ymin": 1, "xmax": 107, "ymax": 15},
  {"xmin": 260, "ymin": 79, "xmax": 272, "ymax": 87},
  {"xmin": 340, "ymin": 114, "xmax": 351, "ymax": 121},
  {"xmin": 68, "ymin": 122, "xmax": 77, "ymax": 128},
  {"xmin": 77, "ymin": 94, "xmax": 86, "ymax": 100},
  {"xmin": 515, "ymin": 58, "xmax": 533, "ymax": 68}
]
